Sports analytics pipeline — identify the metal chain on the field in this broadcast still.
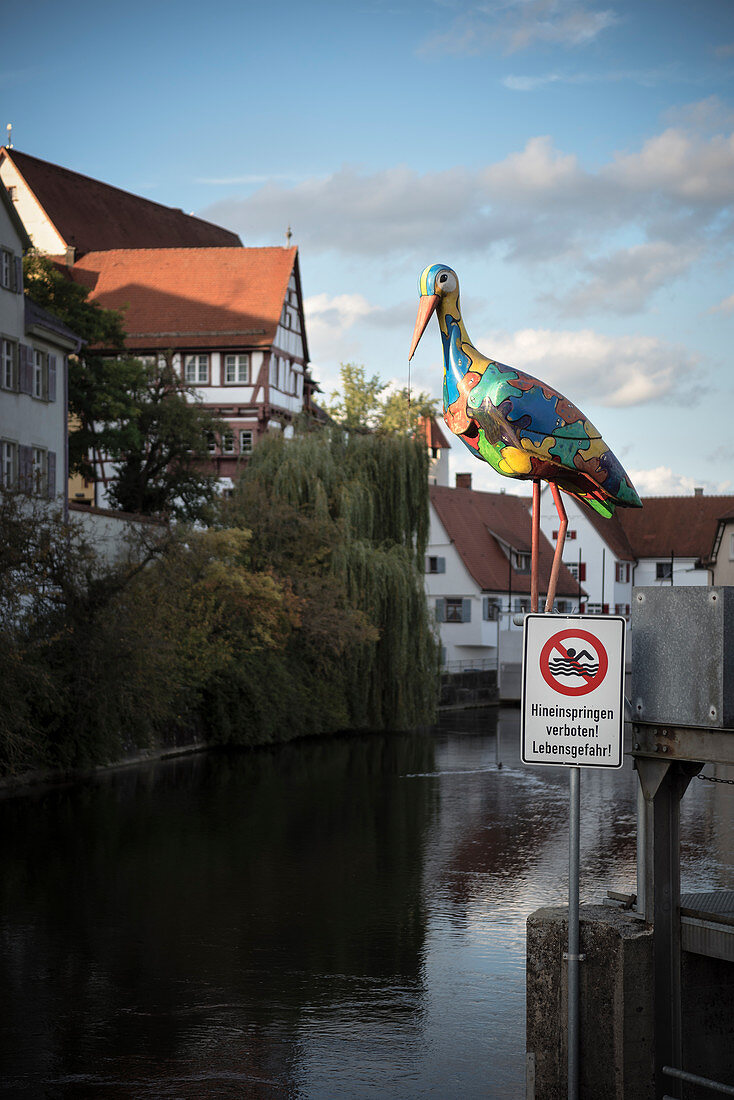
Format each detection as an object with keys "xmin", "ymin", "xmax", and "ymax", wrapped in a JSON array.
[{"xmin": 696, "ymin": 773, "xmax": 734, "ymax": 785}]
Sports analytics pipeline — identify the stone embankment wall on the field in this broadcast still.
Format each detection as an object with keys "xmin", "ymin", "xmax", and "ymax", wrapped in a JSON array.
[{"xmin": 439, "ymin": 669, "xmax": 498, "ymax": 709}]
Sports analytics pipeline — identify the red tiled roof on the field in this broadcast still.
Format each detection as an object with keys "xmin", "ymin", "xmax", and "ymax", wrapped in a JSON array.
[
  {"xmin": 617, "ymin": 494, "xmax": 734, "ymax": 563},
  {"xmin": 576, "ymin": 506, "xmax": 636, "ymax": 561},
  {"xmin": 421, "ymin": 417, "xmax": 451, "ymax": 449},
  {"xmin": 71, "ymin": 246, "xmax": 300, "ymax": 352},
  {"xmin": 5, "ymin": 149, "xmax": 241, "ymax": 253},
  {"xmin": 430, "ymin": 484, "xmax": 580, "ymax": 596}
]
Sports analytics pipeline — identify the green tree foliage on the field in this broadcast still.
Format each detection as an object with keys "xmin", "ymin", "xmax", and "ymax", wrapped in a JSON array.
[
  {"xmin": 24, "ymin": 252, "xmax": 223, "ymax": 520},
  {"xmin": 105, "ymin": 356, "xmax": 224, "ymax": 521},
  {"xmin": 0, "ymin": 430, "xmax": 438, "ymax": 776},
  {"xmin": 217, "ymin": 429, "xmax": 439, "ymax": 736},
  {"xmin": 0, "ymin": 495, "xmax": 295, "ymax": 774},
  {"xmin": 23, "ymin": 250, "xmax": 132, "ymax": 477},
  {"xmin": 325, "ymin": 362, "xmax": 437, "ymax": 435}
]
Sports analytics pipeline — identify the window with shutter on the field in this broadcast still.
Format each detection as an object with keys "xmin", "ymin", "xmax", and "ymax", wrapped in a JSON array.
[
  {"xmin": 18, "ymin": 444, "xmax": 33, "ymax": 492},
  {"xmin": 0, "ymin": 249, "xmax": 12, "ymax": 290},
  {"xmin": 483, "ymin": 598, "xmax": 500, "ymax": 621},
  {"xmin": 2, "ymin": 339, "xmax": 17, "ymax": 390},
  {"xmin": 426, "ymin": 555, "xmax": 446, "ymax": 574},
  {"xmin": 0, "ymin": 440, "xmax": 17, "ymax": 488},
  {"xmin": 19, "ymin": 344, "xmax": 33, "ymax": 395},
  {"xmin": 48, "ymin": 355, "xmax": 57, "ymax": 402},
  {"xmin": 47, "ymin": 451, "xmax": 56, "ymax": 499}
]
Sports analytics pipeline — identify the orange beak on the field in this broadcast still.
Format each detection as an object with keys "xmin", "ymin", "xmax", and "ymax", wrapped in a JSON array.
[{"xmin": 408, "ymin": 294, "xmax": 439, "ymax": 361}]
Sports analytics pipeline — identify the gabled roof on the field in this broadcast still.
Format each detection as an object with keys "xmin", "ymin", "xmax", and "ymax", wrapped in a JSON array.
[
  {"xmin": 422, "ymin": 417, "xmax": 451, "ymax": 450},
  {"xmin": 430, "ymin": 484, "xmax": 580, "ymax": 596},
  {"xmin": 2, "ymin": 148, "xmax": 241, "ymax": 253},
  {"xmin": 577, "ymin": 506, "xmax": 636, "ymax": 562},
  {"xmin": 617, "ymin": 494, "xmax": 734, "ymax": 564},
  {"xmin": 71, "ymin": 246, "xmax": 303, "ymax": 352}
]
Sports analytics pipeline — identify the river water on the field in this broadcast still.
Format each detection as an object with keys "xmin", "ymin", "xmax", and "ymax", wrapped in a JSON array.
[{"xmin": 0, "ymin": 708, "xmax": 731, "ymax": 1099}]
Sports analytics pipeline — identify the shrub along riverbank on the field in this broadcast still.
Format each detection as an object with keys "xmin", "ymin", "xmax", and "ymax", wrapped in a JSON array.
[{"xmin": 0, "ymin": 431, "xmax": 439, "ymax": 777}]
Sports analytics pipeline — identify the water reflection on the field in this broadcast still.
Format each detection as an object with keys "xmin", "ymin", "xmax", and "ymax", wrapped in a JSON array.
[{"xmin": 0, "ymin": 710, "xmax": 730, "ymax": 1098}]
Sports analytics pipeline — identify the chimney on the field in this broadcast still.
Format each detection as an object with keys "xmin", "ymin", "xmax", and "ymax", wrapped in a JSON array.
[
  {"xmin": 456, "ymin": 472, "xmax": 472, "ymax": 490},
  {"xmin": 694, "ymin": 487, "xmax": 704, "ymax": 496}
]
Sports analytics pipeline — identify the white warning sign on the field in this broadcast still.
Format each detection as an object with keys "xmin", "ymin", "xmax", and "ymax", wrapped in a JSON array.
[{"xmin": 521, "ymin": 614, "xmax": 626, "ymax": 769}]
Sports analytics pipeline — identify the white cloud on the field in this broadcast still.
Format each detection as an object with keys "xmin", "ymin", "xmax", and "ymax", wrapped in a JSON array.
[
  {"xmin": 472, "ymin": 326, "xmax": 696, "ymax": 407},
  {"xmin": 604, "ymin": 127, "xmax": 734, "ymax": 204},
  {"xmin": 419, "ymin": 0, "xmax": 617, "ymax": 56},
  {"xmin": 201, "ymin": 107, "xmax": 734, "ymax": 315},
  {"xmin": 304, "ymin": 292, "xmax": 378, "ymax": 359},
  {"xmin": 547, "ymin": 241, "xmax": 701, "ymax": 315},
  {"xmin": 627, "ymin": 466, "xmax": 726, "ymax": 496},
  {"xmin": 502, "ymin": 66, "xmax": 675, "ymax": 92}
]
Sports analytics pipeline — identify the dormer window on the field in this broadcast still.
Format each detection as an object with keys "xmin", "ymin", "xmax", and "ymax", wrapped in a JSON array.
[{"xmin": 512, "ymin": 551, "xmax": 530, "ymax": 573}]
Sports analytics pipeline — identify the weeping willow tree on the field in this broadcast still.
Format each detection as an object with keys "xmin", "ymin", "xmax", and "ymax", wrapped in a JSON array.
[{"xmin": 215, "ymin": 427, "xmax": 438, "ymax": 737}]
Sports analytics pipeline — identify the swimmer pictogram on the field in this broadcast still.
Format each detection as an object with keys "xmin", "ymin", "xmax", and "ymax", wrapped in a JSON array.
[{"xmin": 539, "ymin": 629, "xmax": 609, "ymax": 697}]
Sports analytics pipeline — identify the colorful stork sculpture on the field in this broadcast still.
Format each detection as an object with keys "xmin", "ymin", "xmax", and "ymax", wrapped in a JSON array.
[{"xmin": 409, "ymin": 263, "xmax": 642, "ymax": 613}]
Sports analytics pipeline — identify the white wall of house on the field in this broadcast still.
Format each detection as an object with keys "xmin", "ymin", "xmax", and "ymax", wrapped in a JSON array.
[
  {"xmin": 633, "ymin": 557, "xmax": 709, "ymax": 587},
  {"xmin": 425, "ymin": 503, "xmax": 502, "ymax": 665},
  {"xmin": 539, "ymin": 488, "xmax": 634, "ymax": 615},
  {"xmin": 0, "ymin": 155, "xmax": 68, "ymax": 256},
  {"xmin": 427, "ymin": 445, "xmax": 449, "ymax": 487},
  {"xmin": 0, "ymin": 197, "xmax": 68, "ymax": 506},
  {"xmin": 713, "ymin": 525, "xmax": 734, "ymax": 586}
]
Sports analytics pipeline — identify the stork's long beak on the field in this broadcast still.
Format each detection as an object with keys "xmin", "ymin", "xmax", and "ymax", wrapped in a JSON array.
[{"xmin": 408, "ymin": 294, "xmax": 439, "ymax": 361}]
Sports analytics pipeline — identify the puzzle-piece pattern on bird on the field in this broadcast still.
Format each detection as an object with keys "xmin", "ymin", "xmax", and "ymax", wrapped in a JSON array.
[{"xmin": 430, "ymin": 286, "xmax": 642, "ymax": 516}]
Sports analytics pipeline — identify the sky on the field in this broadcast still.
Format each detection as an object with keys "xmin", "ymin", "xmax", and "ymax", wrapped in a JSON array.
[{"xmin": 5, "ymin": 0, "xmax": 734, "ymax": 497}]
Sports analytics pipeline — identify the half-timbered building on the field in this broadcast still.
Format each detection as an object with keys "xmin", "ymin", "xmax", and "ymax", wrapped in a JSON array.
[
  {"xmin": 0, "ymin": 148, "xmax": 316, "ymax": 499},
  {"xmin": 69, "ymin": 245, "xmax": 314, "ymax": 484}
]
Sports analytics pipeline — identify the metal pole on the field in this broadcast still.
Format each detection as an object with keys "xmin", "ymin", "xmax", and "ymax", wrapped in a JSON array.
[
  {"xmin": 531, "ymin": 480, "xmax": 540, "ymax": 613},
  {"xmin": 636, "ymin": 781, "xmax": 646, "ymax": 917},
  {"xmin": 568, "ymin": 765, "xmax": 581, "ymax": 1100},
  {"xmin": 601, "ymin": 548, "xmax": 606, "ymax": 613}
]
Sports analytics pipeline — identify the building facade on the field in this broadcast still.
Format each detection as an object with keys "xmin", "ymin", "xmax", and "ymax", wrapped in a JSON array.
[
  {"xmin": 0, "ymin": 148, "xmax": 316, "ymax": 501},
  {"xmin": 427, "ymin": 478, "xmax": 580, "ymax": 671},
  {"xmin": 69, "ymin": 246, "xmax": 314, "ymax": 490},
  {"xmin": 0, "ymin": 184, "xmax": 80, "ymax": 510}
]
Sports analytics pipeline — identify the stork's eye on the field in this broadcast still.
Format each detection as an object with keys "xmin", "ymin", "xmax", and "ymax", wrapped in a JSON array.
[{"xmin": 436, "ymin": 270, "xmax": 457, "ymax": 293}]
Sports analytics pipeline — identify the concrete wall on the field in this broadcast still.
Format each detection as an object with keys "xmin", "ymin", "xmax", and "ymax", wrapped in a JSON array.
[
  {"xmin": 526, "ymin": 905, "xmax": 734, "ymax": 1099},
  {"xmin": 439, "ymin": 668, "xmax": 498, "ymax": 709},
  {"xmin": 68, "ymin": 503, "xmax": 165, "ymax": 564},
  {"xmin": 526, "ymin": 905, "xmax": 654, "ymax": 1100}
]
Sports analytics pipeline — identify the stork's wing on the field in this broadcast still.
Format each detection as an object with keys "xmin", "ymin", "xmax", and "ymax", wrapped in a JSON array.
[{"xmin": 466, "ymin": 361, "xmax": 641, "ymax": 511}]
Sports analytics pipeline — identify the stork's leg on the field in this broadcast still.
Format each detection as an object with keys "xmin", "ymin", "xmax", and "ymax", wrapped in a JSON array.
[
  {"xmin": 545, "ymin": 482, "xmax": 568, "ymax": 613},
  {"xmin": 531, "ymin": 480, "xmax": 540, "ymax": 613}
]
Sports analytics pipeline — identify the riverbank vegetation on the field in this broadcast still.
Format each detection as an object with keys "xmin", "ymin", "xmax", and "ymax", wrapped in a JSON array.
[{"xmin": 0, "ymin": 430, "xmax": 438, "ymax": 777}]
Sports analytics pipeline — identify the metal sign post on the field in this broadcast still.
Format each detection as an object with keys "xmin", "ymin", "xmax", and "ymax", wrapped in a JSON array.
[
  {"xmin": 521, "ymin": 614, "xmax": 626, "ymax": 1099},
  {"xmin": 567, "ymin": 765, "xmax": 580, "ymax": 1100}
]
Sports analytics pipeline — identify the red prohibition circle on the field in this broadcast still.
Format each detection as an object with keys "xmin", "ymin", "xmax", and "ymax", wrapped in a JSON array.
[{"xmin": 539, "ymin": 628, "xmax": 608, "ymax": 697}]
